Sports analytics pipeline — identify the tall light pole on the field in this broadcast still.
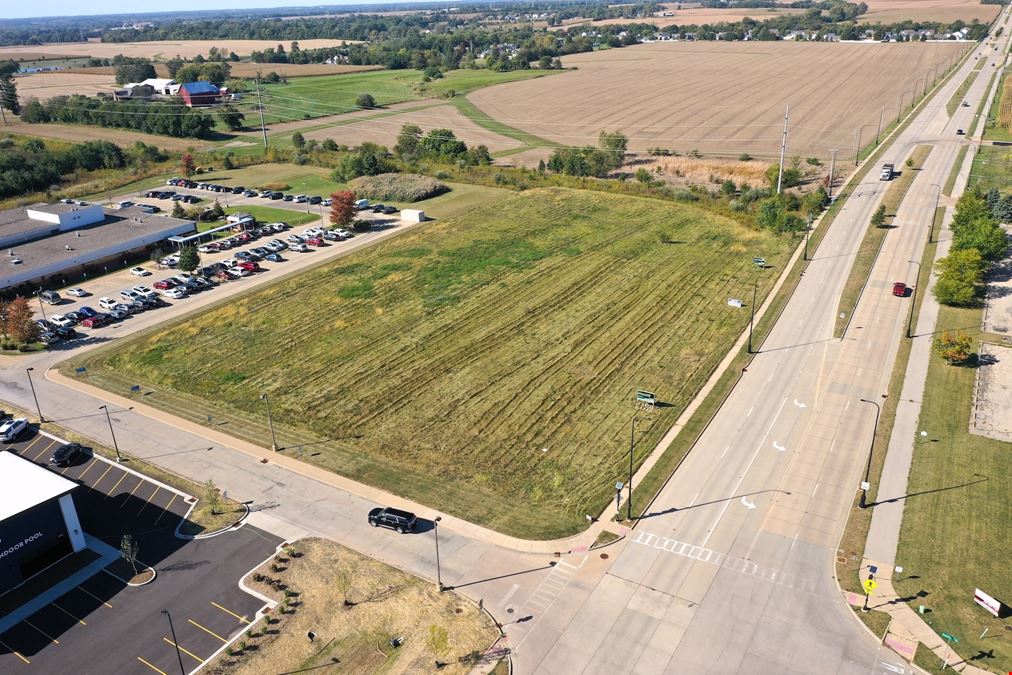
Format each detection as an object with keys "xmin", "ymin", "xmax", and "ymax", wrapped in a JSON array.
[
  {"xmin": 34, "ymin": 289, "xmax": 48, "ymax": 322},
  {"xmin": 913, "ymin": 77, "xmax": 926, "ymax": 103},
  {"xmin": 896, "ymin": 90, "xmax": 911, "ymax": 124},
  {"xmin": 853, "ymin": 125, "xmax": 874, "ymax": 166},
  {"xmin": 98, "ymin": 405, "xmax": 122, "ymax": 463},
  {"xmin": 627, "ymin": 416, "xmax": 650, "ymax": 521},
  {"xmin": 260, "ymin": 393, "xmax": 278, "ymax": 451},
  {"xmin": 432, "ymin": 516, "xmax": 444, "ymax": 592},
  {"xmin": 827, "ymin": 149, "xmax": 839, "ymax": 198},
  {"xmin": 25, "ymin": 367, "xmax": 43, "ymax": 423},
  {"xmin": 858, "ymin": 399, "xmax": 880, "ymax": 509},
  {"xmin": 747, "ymin": 279, "xmax": 758, "ymax": 354},
  {"xmin": 929, "ymin": 183, "xmax": 941, "ymax": 244},
  {"xmin": 161, "ymin": 610, "xmax": 186, "ymax": 675},
  {"xmin": 906, "ymin": 260, "xmax": 920, "ymax": 338},
  {"xmin": 803, "ymin": 215, "xmax": 812, "ymax": 261}
]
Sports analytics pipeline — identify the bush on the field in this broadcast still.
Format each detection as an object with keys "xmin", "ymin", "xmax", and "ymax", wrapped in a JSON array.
[{"xmin": 348, "ymin": 173, "xmax": 449, "ymax": 202}]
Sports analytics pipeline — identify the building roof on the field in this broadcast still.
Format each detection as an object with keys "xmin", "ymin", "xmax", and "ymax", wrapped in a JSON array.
[
  {"xmin": 179, "ymin": 81, "xmax": 220, "ymax": 95},
  {"xmin": 141, "ymin": 78, "xmax": 176, "ymax": 89},
  {"xmin": 0, "ymin": 451, "xmax": 77, "ymax": 521}
]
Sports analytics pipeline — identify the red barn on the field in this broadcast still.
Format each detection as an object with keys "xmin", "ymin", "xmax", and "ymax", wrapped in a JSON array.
[{"xmin": 179, "ymin": 81, "xmax": 220, "ymax": 107}]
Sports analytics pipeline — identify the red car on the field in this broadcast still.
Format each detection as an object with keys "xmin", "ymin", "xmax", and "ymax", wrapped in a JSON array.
[
  {"xmin": 306, "ymin": 237, "xmax": 325, "ymax": 247},
  {"xmin": 237, "ymin": 232, "xmax": 253, "ymax": 242},
  {"xmin": 238, "ymin": 261, "xmax": 260, "ymax": 272},
  {"xmin": 892, "ymin": 282, "xmax": 907, "ymax": 297},
  {"xmin": 153, "ymin": 279, "xmax": 177, "ymax": 290},
  {"xmin": 80, "ymin": 315, "xmax": 107, "ymax": 329}
]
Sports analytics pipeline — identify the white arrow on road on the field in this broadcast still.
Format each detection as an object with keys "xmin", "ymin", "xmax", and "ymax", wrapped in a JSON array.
[
  {"xmin": 772, "ymin": 441, "xmax": 786, "ymax": 452},
  {"xmin": 793, "ymin": 399, "xmax": 807, "ymax": 409},
  {"xmin": 741, "ymin": 496, "xmax": 756, "ymax": 509}
]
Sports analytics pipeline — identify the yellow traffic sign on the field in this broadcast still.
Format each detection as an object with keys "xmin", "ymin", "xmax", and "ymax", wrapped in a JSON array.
[{"xmin": 863, "ymin": 579, "xmax": 878, "ymax": 594}]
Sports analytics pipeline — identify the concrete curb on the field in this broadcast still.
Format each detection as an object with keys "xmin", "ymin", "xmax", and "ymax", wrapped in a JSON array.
[{"xmin": 176, "ymin": 501, "xmax": 251, "ymax": 540}]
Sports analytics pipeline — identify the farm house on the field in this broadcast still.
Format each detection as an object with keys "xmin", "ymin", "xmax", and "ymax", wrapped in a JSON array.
[{"xmin": 179, "ymin": 81, "xmax": 221, "ymax": 107}]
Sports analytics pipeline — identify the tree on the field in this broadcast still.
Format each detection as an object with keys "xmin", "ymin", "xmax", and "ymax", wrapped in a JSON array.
[
  {"xmin": 4, "ymin": 297, "xmax": 38, "ymax": 343},
  {"xmin": 218, "ymin": 105, "xmax": 245, "ymax": 131},
  {"xmin": 178, "ymin": 246, "xmax": 200, "ymax": 272},
  {"xmin": 120, "ymin": 535, "xmax": 140, "ymax": 576},
  {"xmin": 952, "ymin": 218, "xmax": 1008, "ymax": 261},
  {"xmin": 321, "ymin": 138, "xmax": 338, "ymax": 151},
  {"xmin": 464, "ymin": 144, "xmax": 492, "ymax": 166},
  {"xmin": 292, "ymin": 131, "xmax": 306, "ymax": 150},
  {"xmin": 165, "ymin": 56, "xmax": 185, "ymax": 78},
  {"xmin": 114, "ymin": 62, "xmax": 156, "ymax": 85},
  {"xmin": 870, "ymin": 204, "xmax": 887, "ymax": 228},
  {"xmin": 356, "ymin": 92, "xmax": 376, "ymax": 109},
  {"xmin": 204, "ymin": 479, "xmax": 222, "ymax": 515},
  {"xmin": 330, "ymin": 190, "xmax": 356, "ymax": 226},
  {"xmin": 171, "ymin": 201, "xmax": 185, "ymax": 218},
  {"xmin": 0, "ymin": 72, "xmax": 19, "ymax": 115},
  {"xmin": 331, "ymin": 143, "xmax": 393, "ymax": 181},
  {"xmin": 934, "ymin": 330, "xmax": 973, "ymax": 364},
  {"xmin": 181, "ymin": 153, "xmax": 195, "ymax": 178},
  {"xmin": 598, "ymin": 130, "xmax": 628, "ymax": 169},
  {"xmin": 175, "ymin": 61, "xmax": 230, "ymax": 86},
  {"xmin": 394, "ymin": 123, "xmax": 422, "ymax": 161},
  {"xmin": 933, "ymin": 248, "xmax": 983, "ymax": 306},
  {"xmin": 765, "ymin": 163, "xmax": 802, "ymax": 189}
]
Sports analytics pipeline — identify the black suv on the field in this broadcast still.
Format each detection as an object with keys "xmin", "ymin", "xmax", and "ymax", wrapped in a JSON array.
[
  {"xmin": 367, "ymin": 507, "xmax": 417, "ymax": 533},
  {"xmin": 50, "ymin": 442, "xmax": 88, "ymax": 467}
]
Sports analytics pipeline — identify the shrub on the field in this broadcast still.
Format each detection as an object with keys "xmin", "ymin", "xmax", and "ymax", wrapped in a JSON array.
[{"xmin": 348, "ymin": 173, "xmax": 449, "ymax": 202}]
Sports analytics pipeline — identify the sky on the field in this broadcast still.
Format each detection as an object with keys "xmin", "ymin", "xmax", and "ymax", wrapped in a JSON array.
[{"xmin": 7, "ymin": 1, "xmax": 411, "ymax": 20}]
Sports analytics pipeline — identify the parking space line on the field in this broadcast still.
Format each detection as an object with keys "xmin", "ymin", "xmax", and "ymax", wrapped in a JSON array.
[
  {"xmin": 24, "ymin": 620, "xmax": 59, "ymax": 645},
  {"xmin": 0, "ymin": 639, "xmax": 29, "ymax": 664},
  {"xmin": 153, "ymin": 495, "xmax": 177, "ymax": 525},
  {"xmin": 32, "ymin": 440, "xmax": 57, "ymax": 462},
  {"xmin": 75, "ymin": 585, "xmax": 112, "ymax": 609},
  {"xmin": 104, "ymin": 471, "xmax": 128, "ymax": 498},
  {"xmin": 187, "ymin": 618, "xmax": 227, "ymax": 643},
  {"xmin": 210, "ymin": 601, "xmax": 250, "ymax": 624},
  {"xmin": 51, "ymin": 601, "xmax": 86, "ymax": 626},
  {"xmin": 162, "ymin": 637, "xmax": 204, "ymax": 664},
  {"xmin": 91, "ymin": 462, "xmax": 114, "ymax": 488},
  {"xmin": 137, "ymin": 487, "xmax": 159, "ymax": 516},
  {"xmin": 18, "ymin": 434, "xmax": 48, "ymax": 456},
  {"xmin": 76, "ymin": 458, "xmax": 100, "ymax": 481},
  {"xmin": 118, "ymin": 479, "xmax": 143, "ymax": 508},
  {"xmin": 137, "ymin": 656, "xmax": 167, "ymax": 674}
]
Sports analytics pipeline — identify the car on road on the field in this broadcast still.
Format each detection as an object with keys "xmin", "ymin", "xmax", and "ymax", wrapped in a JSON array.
[
  {"xmin": 50, "ymin": 443, "xmax": 88, "ymax": 467},
  {"xmin": 66, "ymin": 287, "xmax": 88, "ymax": 297},
  {"xmin": 956, "ymin": 129, "xmax": 965, "ymax": 135},
  {"xmin": 961, "ymin": 101, "xmax": 970, "ymax": 107},
  {"xmin": 367, "ymin": 507, "xmax": 417, "ymax": 533},
  {"xmin": 0, "ymin": 418, "xmax": 29, "ymax": 443},
  {"xmin": 99, "ymin": 297, "xmax": 119, "ymax": 310},
  {"xmin": 892, "ymin": 282, "xmax": 907, "ymax": 297}
]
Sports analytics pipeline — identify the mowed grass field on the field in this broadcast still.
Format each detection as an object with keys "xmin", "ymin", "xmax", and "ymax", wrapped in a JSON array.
[
  {"xmin": 468, "ymin": 41, "xmax": 967, "ymax": 160},
  {"xmin": 70, "ymin": 187, "xmax": 789, "ymax": 538}
]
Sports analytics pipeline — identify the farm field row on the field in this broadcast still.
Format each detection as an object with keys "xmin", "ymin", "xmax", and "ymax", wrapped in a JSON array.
[
  {"xmin": 468, "ymin": 40, "xmax": 967, "ymax": 160},
  {"xmin": 0, "ymin": 38, "xmax": 358, "ymax": 61},
  {"xmin": 856, "ymin": 0, "xmax": 1001, "ymax": 25},
  {"xmin": 68, "ymin": 187, "xmax": 791, "ymax": 539}
]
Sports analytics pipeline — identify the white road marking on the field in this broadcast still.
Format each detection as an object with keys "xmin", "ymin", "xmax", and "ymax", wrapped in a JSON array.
[
  {"xmin": 793, "ymin": 399, "xmax": 807, "ymax": 409},
  {"xmin": 767, "ymin": 372, "xmax": 774, "ymax": 383},
  {"xmin": 689, "ymin": 491, "xmax": 700, "ymax": 506},
  {"xmin": 845, "ymin": 400, "xmax": 851, "ymax": 411},
  {"xmin": 746, "ymin": 406, "xmax": 754, "ymax": 417},
  {"xmin": 857, "ymin": 368, "xmax": 863, "ymax": 377},
  {"xmin": 828, "ymin": 439, "xmax": 836, "ymax": 454},
  {"xmin": 720, "ymin": 445, "xmax": 730, "ymax": 458},
  {"xmin": 867, "ymin": 341, "xmax": 873, "ymax": 350},
  {"xmin": 798, "ymin": 319, "xmax": 804, "ymax": 326},
  {"xmin": 791, "ymin": 532, "xmax": 799, "ymax": 551},
  {"xmin": 772, "ymin": 441, "xmax": 786, "ymax": 452},
  {"xmin": 499, "ymin": 584, "xmax": 519, "ymax": 608},
  {"xmin": 812, "ymin": 482, "xmax": 819, "ymax": 497},
  {"xmin": 741, "ymin": 496, "xmax": 756, "ymax": 510}
]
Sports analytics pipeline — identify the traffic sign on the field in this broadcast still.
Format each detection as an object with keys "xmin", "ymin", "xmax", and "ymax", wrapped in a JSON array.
[
  {"xmin": 863, "ymin": 579, "xmax": 877, "ymax": 594},
  {"xmin": 940, "ymin": 632, "xmax": 959, "ymax": 643},
  {"xmin": 636, "ymin": 390, "xmax": 656, "ymax": 406},
  {"xmin": 753, "ymin": 257, "xmax": 766, "ymax": 267}
]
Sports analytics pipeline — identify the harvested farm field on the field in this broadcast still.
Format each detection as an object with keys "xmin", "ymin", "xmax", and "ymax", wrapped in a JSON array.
[
  {"xmin": 0, "ymin": 39, "xmax": 357, "ymax": 61},
  {"xmin": 857, "ymin": 0, "xmax": 1000, "ymax": 24},
  {"xmin": 64, "ymin": 62, "xmax": 382, "ymax": 79},
  {"xmin": 468, "ymin": 41, "xmax": 967, "ymax": 160},
  {"xmin": 68, "ymin": 187, "xmax": 791, "ymax": 539},
  {"xmin": 14, "ymin": 71, "xmax": 116, "ymax": 102},
  {"xmin": 553, "ymin": 6, "xmax": 805, "ymax": 29}
]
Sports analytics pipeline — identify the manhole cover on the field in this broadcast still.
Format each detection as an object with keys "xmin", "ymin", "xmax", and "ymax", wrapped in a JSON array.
[
  {"xmin": 600, "ymin": 553, "xmax": 609, "ymax": 560},
  {"xmin": 506, "ymin": 607, "xmax": 514, "ymax": 614},
  {"xmin": 454, "ymin": 608, "xmax": 463, "ymax": 614}
]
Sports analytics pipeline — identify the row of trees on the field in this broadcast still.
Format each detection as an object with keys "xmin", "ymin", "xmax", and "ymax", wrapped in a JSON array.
[
  {"xmin": 933, "ymin": 187, "xmax": 1010, "ymax": 307},
  {"xmin": 546, "ymin": 131, "xmax": 629, "ymax": 178},
  {"xmin": 328, "ymin": 125, "xmax": 493, "ymax": 181},
  {"xmin": 20, "ymin": 96, "xmax": 215, "ymax": 139}
]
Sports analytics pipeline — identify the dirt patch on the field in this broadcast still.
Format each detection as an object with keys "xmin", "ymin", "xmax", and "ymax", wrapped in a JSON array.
[
  {"xmin": 468, "ymin": 40, "xmax": 967, "ymax": 160},
  {"xmin": 971, "ymin": 342, "xmax": 1012, "ymax": 443},
  {"xmin": 0, "ymin": 39, "xmax": 359, "ymax": 61}
]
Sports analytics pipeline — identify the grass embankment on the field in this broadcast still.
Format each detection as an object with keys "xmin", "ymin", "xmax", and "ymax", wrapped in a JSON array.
[
  {"xmin": 207, "ymin": 538, "xmax": 499, "ymax": 675},
  {"xmin": 833, "ymin": 208, "xmax": 941, "ymax": 640},
  {"xmin": 448, "ymin": 96, "xmax": 560, "ymax": 154},
  {"xmin": 947, "ymin": 61, "xmax": 983, "ymax": 116},
  {"xmin": 833, "ymin": 145, "xmax": 932, "ymax": 337},
  {"xmin": 195, "ymin": 163, "xmax": 343, "ymax": 196},
  {"xmin": 982, "ymin": 66, "xmax": 1012, "ymax": 142},
  {"xmin": 892, "ymin": 301, "xmax": 1011, "ymax": 674},
  {"xmin": 66, "ymin": 187, "xmax": 791, "ymax": 539},
  {"xmin": 970, "ymin": 66, "xmax": 1001, "ymax": 137},
  {"xmin": 943, "ymin": 145, "xmax": 970, "ymax": 196},
  {"xmin": 0, "ymin": 401, "xmax": 242, "ymax": 535}
]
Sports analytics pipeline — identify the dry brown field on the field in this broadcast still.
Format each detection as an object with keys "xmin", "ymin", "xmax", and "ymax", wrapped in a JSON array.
[
  {"xmin": 14, "ymin": 71, "xmax": 116, "ymax": 101},
  {"xmin": 6, "ymin": 119, "xmax": 205, "ymax": 151},
  {"xmin": 468, "ymin": 40, "xmax": 967, "ymax": 160},
  {"xmin": 553, "ymin": 6, "xmax": 804, "ymax": 29},
  {"xmin": 0, "ymin": 38, "xmax": 357, "ymax": 61},
  {"xmin": 63, "ymin": 62, "xmax": 381, "ymax": 79},
  {"xmin": 857, "ymin": 0, "xmax": 1001, "ymax": 24}
]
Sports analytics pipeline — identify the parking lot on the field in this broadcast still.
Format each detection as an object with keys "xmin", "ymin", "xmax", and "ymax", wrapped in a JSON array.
[{"xmin": 1, "ymin": 429, "xmax": 281, "ymax": 674}]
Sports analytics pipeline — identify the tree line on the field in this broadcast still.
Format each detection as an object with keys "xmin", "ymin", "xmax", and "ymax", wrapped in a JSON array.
[
  {"xmin": 20, "ymin": 95, "xmax": 216, "ymax": 139},
  {"xmin": 933, "ymin": 187, "xmax": 1010, "ymax": 308}
]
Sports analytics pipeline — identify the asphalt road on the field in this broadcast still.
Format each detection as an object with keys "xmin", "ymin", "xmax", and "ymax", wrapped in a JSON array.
[{"xmin": 509, "ymin": 10, "xmax": 1012, "ymax": 674}]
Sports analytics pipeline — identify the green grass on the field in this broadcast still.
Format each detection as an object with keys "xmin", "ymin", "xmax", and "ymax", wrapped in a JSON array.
[
  {"xmin": 196, "ymin": 163, "xmax": 345, "ymax": 196},
  {"xmin": 971, "ymin": 66, "xmax": 1001, "ymax": 137},
  {"xmin": 448, "ymin": 96, "xmax": 560, "ymax": 152},
  {"xmin": 968, "ymin": 144, "xmax": 1012, "ymax": 194},
  {"xmin": 947, "ymin": 66, "xmax": 982, "ymax": 117},
  {"xmin": 421, "ymin": 68, "xmax": 560, "ymax": 98},
  {"xmin": 982, "ymin": 67, "xmax": 1012, "ymax": 142},
  {"xmin": 834, "ymin": 145, "xmax": 932, "ymax": 337},
  {"xmin": 943, "ymin": 145, "xmax": 970, "ymax": 197},
  {"xmin": 406, "ymin": 182, "xmax": 510, "ymax": 219},
  {"xmin": 892, "ymin": 302, "xmax": 1011, "ymax": 675},
  {"xmin": 66, "ymin": 187, "xmax": 791, "ymax": 539}
]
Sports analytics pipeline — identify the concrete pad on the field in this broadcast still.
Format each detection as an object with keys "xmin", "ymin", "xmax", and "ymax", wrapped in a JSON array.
[
  {"xmin": 970, "ymin": 342, "xmax": 1012, "ymax": 442},
  {"xmin": 982, "ymin": 246, "xmax": 1012, "ymax": 335}
]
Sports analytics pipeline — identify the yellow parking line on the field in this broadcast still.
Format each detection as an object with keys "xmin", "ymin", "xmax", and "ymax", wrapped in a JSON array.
[
  {"xmin": 33, "ymin": 440, "xmax": 57, "ymax": 462},
  {"xmin": 137, "ymin": 656, "xmax": 167, "ymax": 674},
  {"xmin": 210, "ymin": 601, "xmax": 250, "ymax": 624},
  {"xmin": 137, "ymin": 487, "xmax": 160, "ymax": 516},
  {"xmin": 187, "ymin": 618, "xmax": 227, "ymax": 643},
  {"xmin": 104, "ymin": 471, "xmax": 128, "ymax": 498},
  {"xmin": 163, "ymin": 637, "xmax": 204, "ymax": 663},
  {"xmin": 75, "ymin": 458, "xmax": 99, "ymax": 480},
  {"xmin": 0, "ymin": 639, "xmax": 29, "ymax": 664},
  {"xmin": 75, "ymin": 585, "xmax": 112, "ymax": 609},
  {"xmin": 91, "ymin": 463, "xmax": 114, "ymax": 488},
  {"xmin": 24, "ymin": 620, "xmax": 59, "ymax": 645},
  {"xmin": 51, "ymin": 601, "xmax": 86, "ymax": 625},
  {"xmin": 153, "ymin": 495, "xmax": 177, "ymax": 525},
  {"xmin": 19, "ymin": 434, "xmax": 46, "ymax": 455},
  {"xmin": 119, "ymin": 479, "xmax": 143, "ymax": 509}
]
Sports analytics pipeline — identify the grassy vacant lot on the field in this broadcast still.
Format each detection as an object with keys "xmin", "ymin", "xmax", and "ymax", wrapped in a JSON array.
[
  {"xmin": 893, "ymin": 302, "xmax": 1011, "ymax": 674},
  {"xmin": 68, "ymin": 187, "xmax": 789, "ymax": 538},
  {"xmin": 218, "ymin": 206, "xmax": 318, "ymax": 228},
  {"xmin": 196, "ymin": 163, "xmax": 342, "ymax": 196},
  {"xmin": 210, "ymin": 538, "xmax": 499, "ymax": 674},
  {"xmin": 983, "ymin": 67, "xmax": 1012, "ymax": 143},
  {"xmin": 968, "ymin": 144, "xmax": 1012, "ymax": 194}
]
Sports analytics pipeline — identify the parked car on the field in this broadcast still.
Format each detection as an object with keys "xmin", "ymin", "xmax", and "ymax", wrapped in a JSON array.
[
  {"xmin": 153, "ymin": 279, "xmax": 176, "ymax": 290},
  {"xmin": 283, "ymin": 194, "xmax": 294, "ymax": 202},
  {"xmin": 0, "ymin": 418, "xmax": 29, "ymax": 443},
  {"xmin": 172, "ymin": 274, "xmax": 193, "ymax": 286},
  {"xmin": 80, "ymin": 315, "xmax": 108, "ymax": 329},
  {"xmin": 264, "ymin": 252, "xmax": 284, "ymax": 263},
  {"xmin": 198, "ymin": 243, "xmax": 219, "ymax": 254},
  {"xmin": 132, "ymin": 285, "xmax": 156, "ymax": 297},
  {"xmin": 243, "ymin": 190, "xmax": 257, "ymax": 198},
  {"xmin": 287, "ymin": 234, "xmax": 306, "ymax": 244},
  {"xmin": 76, "ymin": 306, "xmax": 97, "ymax": 319},
  {"xmin": 382, "ymin": 205, "xmax": 398, "ymax": 215},
  {"xmin": 99, "ymin": 297, "xmax": 119, "ymax": 310},
  {"xmin": 308, "ymin": 196, "xmax": 322, "ymax": 205},
  {"xmin": 163, "ymin": 287, "xmax": 187, "ymax": 299},
  {"xmin": 270, "ymin": 192, "xmax": 283, "ymax": 200},
  {"xmin": 160, "ymin": 256, "xmax": 180, "ymax": 267},
  {"xmin": 50, "ymin": 442, "xmax": 88, "ymax": 466},
  {"xmin": 130, "ymin": 266, "xmax": 150, "ymax": 277},
  {"xmin": 229, "ymin": 266, "xmax": 252, "ymax": 277},
  {"xmin": 294, "ymin": 195, "xmax": 307, "ymax": 203},
  {"xmin": 306, "ymin": 237, "xmax": 325, "ymax": 247},
  {"xmin": 107, "ymin": 309, "xmax": 128, "ymax": 321},
  {"xmin": 289, "ymin": 242, "xmax": 309, "ymax": 252},
  {"xmin": 66, "ymin": 287, "xmax": 88, "ymax": 297},
  {"xmin": 334, "ymin": 229, "xmax": 353, "ymax": 239},
  {"xmin": 367, "ymin": 507, "xmax": 417, "ymax": 533},
  {"xmin": 259, "ymin": 190, "xmax": 273, "ymax": 198},
  {"xmin": 39, "ymin": 290, "xmax": 62, "ymax": 305},
  {"xmin": 232, "ymin": 186, "xmax": 245, "ymax": 194},
  {"xmin": 372, "ymin": 204, "xmax": 386, "ymax": 213},
  {"xmin": 271, "ymin": 222, "xmax": 288, "ymax": 232},
  {"xmin": 304, "ymin": 227, "xmax": 323, "ymax": 238},
  {"xmin": 892, "ymin": 282, "xmax": 908, "ymax": 297},
  {"xmin": 238, "ymin": 261, "xmax": 260, "ymax": 272},
  {"xmin": 182, "ymin": 195, "xmax": 200, "ymax": 204},
  {"xmin": 38, "ymin": 331, "xmax": 60, "ymax": 345},
  {"xmin": 170, "ymin": 194, "xmax": 184, "ymax": 201},
  {"xmin": 322, "ymin": 198, "xmax": 332, "ymax": 207},
  {"xmin": 113, "ymin": 303, "xmax": 134, "ymax": 315}
]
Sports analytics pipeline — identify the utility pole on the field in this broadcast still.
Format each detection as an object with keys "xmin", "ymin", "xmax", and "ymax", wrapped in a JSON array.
[
  {"xmin": 255, "ymin": 77, "xmax": 268, "ymax": 149},
  {"xmin": 260, "ymin": 393, "xmax": 278, "ymax": 451},
  {"xmin": 828, "ymin": 149, "xmax": 838, "ymax": 198},
  {"xmin": 776, "ymin": 104, "xmax": 789, "ymax": 195},
  {"xmin": 852, "ymin": 127, "xmax": 862, "ymax": 166},
  {"xmin": 99, "ymin": 405, "xmax": 122, "ymax": 463},
  {"xmin": 906, "ymin": 260, "xmax": 920, "ymax": 338},
  {"xmin": 876, "ymin": 109, "xmax": 885, "ymax": 146},
  {"xmin": 929, "ymin": 183, "xmax": 941, "ymax": 243},
  {"xmin": 34, "ymin": 289, "xmax": 47, "ymax": 322},
  {"xmin": 26, "ymin": 368, "xmax": 43, "ymax": 423}
]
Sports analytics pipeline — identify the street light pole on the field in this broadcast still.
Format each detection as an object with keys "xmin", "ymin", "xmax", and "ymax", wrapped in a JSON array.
[
  {"xmin": 433, "ymin": 516, "xmax": 443, "ymax": 592},
  {"xmin": 25, "ymin": 367, "xmax": 43, "ymax": 423},
  {"xmin": 34, "ymin": 290, "xmax": 48, "ymax": 322},
  {"xmin": 260, "ymin": 393, "xmax": 278, "ymax": 451},
  {"xmin": 803, "ymin": 216, "xmax": 812, "ymax": 261},
  {"xmin": 858, "ymin": 399, "xmax": 881, "ymax": 509},
  {"xmin": 161, "ymin": 610, "xmax": 186, "ymax": 675},
  {"xmin": 627, "ymin": 416, "xmax": 650, "ymax": 521},
  {"xmin": 906, "ymin": 260, "xmax": 920, "ymax": 338},
  {"xmin": 929, "ymin": 183, "xmax": 941, "ymax": 244},
  {"xmin": 747, "ymin": 279, "xmax": 757, "ymax": 354},
  {"xmin": 99, "ymin": 405, "xmax": 122, "ymax": 462}
]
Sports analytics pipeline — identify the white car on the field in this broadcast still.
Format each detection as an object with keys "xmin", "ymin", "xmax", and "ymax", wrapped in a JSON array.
[
  {"xmin": 333, "ymin": 229, "xmax": 353, "ymax": 239},
  {"xmin": 172, "ymin": 274, "xmax": 193, "ymax": 285},
  {"xmin": 288, "ymin": 243, "xmax": 309, "ymax": 252},
  {"xmin": 132, "ymin": 285, "xmax": 155, "ymax": 298},
  {"xmin": 130, "ymin": 266, "xmax": 151, "ymax": 277},
  {"xmin": 303, "ymin": 227, "xmax": 323, "ymax": 238},
  {"xmin": 0, "ymin": 418, "xmax": 29, "ymax": 443},
  {"xmin": 120, "ymin": 289, "xmax": 142, "ymax": 302},
  {"xmin": 50, "ymin": 315, "xmax": 74, "ymax": 328},
  {"xmin": 229, "ymin": 266, "xmax": 252, "ymax": 277},
  {"xmin": 294, "ymin": 195, "xmax": 308, "ymax": 203},
  {"xmin": 66, "ymin": 287, "xmax": 88, "ymax": 297},
  {"xmin": 322, "ymin": 198, "xmax": 332, "ymax": 207},
  {"xmin": 163, "ymin": 287, "xmax": 187, "ymax": 299},
  {"xmin": 160, "ymin": 256, "xmax": 179, "ymax": 268},
  {"xmin": 99, "ymin": 297, "xmax": 119, "ymax": 310}
]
